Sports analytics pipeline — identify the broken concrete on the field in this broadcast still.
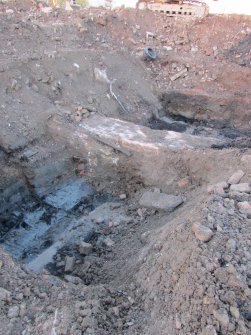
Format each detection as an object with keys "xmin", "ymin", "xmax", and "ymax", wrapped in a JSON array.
[{"xmin": 139, "ymin": 191, "xmax": 183, "ymax": 211}]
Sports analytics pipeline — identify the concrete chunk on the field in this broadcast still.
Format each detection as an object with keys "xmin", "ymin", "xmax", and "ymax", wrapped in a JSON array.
[
  {"xmin": 78, "ymin": 241, "xmax": 93, "ymax": 256},
  {"xmin": 139, "ymin": 191, "xmax": 183, "ymax": 211},
  {"xmin": 230, "ymin": 183, "xmax": 251, "ymax": 193},
  {"xmin": 228, "ymin": 170, "xmax": 245, "ymax": 185}
]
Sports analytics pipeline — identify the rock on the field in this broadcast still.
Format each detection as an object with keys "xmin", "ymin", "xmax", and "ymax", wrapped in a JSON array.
[
  {"xmin": 170, "ymin": 68, "xmax": 188, "ymax": 81},
  {"xmin": 226, "ymin": 238, "xmax": 237, "ymax": 252},
  {"xmin": 0, "ymin": 260, "xmax": 3, "ymax": 270},
  {"xmin": 139, "ymin": 191, "xmax": 183, "ymax": 211},
  {"xmin": 230, "ymin": 306, "xmax": 240, "ymax": 319},
  {"xmin": 78, "ymin": 241, "xmax": 93, "ymax": 256},
  {"xmin": 228, "ymin": 170, "xmax": 245, "ymax": 184},
  {"xmin": 207, "ymin": 182, "xmax": 228, "ymax": 195},
  {"xmin": 228, "ymin": 191, "xmax": 249, "ymax": 202},
  {"xmin": 243, "ymin": 310, "xmax": 251, "ymax": 321},
  {"xmin": 64, "ymin": 275, "xmax": 82, "ymax": 285},
  {"xmin": 201, "ymin": 325, "xmax": 217, "ymax": 335},
  {"xmin": 213, "ymin": 309, "xmax": 229, "ymax": 327},
  {"xmin": 163, "ymin": 46, "xmax": 173, "ymax": 51},
  {"xmin": 140, "ymin": 231, "xmax": 151, "ymax": 244},
  {"xmin": 41, "ymin": 7, "xmax": 53, "ymax": 14},
  {"xmin": 103, "ymin": 237, "xmax": 114, "ymax": 248},
  {"xmin": 7, "ymin": 306, "xmax": 19, "ymax": 318},
  {"xmin": 192, "ymin": 223, "xmax": 213, "ymax": 242},
  {"xmin": 237, "ymin": 201, "xmax": 251, "ymax": 215},
  {"xmin": 0, "ymin": 287, "xmax": 11, "ymax": 302},
  {"xmin": 119, "ymin": 194, "xmax": 127, "ymax": 200},
  {"xmin": 230, "ymin": 183, "xmax": 251, "ymax": 193},
  {"xmin": 64, "ymin": 256, "xmax": 75, "ymax": 273}
]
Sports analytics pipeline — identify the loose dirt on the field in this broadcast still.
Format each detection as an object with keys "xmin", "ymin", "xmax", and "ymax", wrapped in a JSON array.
[{"xmin": 0, "ymin": 1, "xmax": 251, "ymax": 335}]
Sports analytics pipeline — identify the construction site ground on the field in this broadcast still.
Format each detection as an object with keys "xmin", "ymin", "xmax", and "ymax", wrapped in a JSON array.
[{"xmin": 0, "ymin": 1, "xmax": 251, "ymax": 335}]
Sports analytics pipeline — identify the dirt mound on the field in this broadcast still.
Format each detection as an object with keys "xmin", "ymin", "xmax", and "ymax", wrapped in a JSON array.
[{"xmin": 0, "ymin": 2, "xmax": 251, "ymax": 335}]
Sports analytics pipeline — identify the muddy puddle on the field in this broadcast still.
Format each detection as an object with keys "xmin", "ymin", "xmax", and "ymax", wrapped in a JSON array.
[{"xmin": 0, "ymin": 174, "xmax": 114, "ymax": 272}]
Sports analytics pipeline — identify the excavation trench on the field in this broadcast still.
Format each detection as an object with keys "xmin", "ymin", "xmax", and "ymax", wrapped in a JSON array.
[{"xmin": 0, "ymin": 112, "xmax": 249, "ymax": 275}]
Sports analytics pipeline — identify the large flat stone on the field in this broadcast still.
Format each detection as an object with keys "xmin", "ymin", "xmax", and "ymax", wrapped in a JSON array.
[{"xmin": 139, "ymin": 191, "xmax": 183, "ymax": 211}]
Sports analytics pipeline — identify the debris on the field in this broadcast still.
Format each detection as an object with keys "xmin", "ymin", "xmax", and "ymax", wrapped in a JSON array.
[
  {"xmin": 192, "ymin": 223, "xmax": 213, "ymax": 242},
  {"xmin": 94, "ymin": 68, "xmax": 110, "ymax": 84},
  {"xmin": 64, "ymin": 256, "xmax": 75, "ymax": 273},
  {"xmin": 94, "ymin": 68, "xmax": 128, "ymax": 113},
  {"xmin": 139, "ymin": 191, "xmax": 183, "ymax": 211},
  {"xmin": 0, "ymin": 287, "xmax": 11, "ymax": 302},
  {"xmin": 64, "ymin": 275, "xmax": 82, "ymax": 284},
  {"xmin": 119, "ymin": 194, "xmax": 127, "ymax": 200},
  {"xmin": 230, "ymin": 183, "xmax": 251, "ymax": 193},
  {"xmin": 201, "ymin": 325, "xmax": 217, "ymax": 335},
  {"xmin": 144, "ymin": 47, "xmax": 157, "ymax": 61},
  {"xmin": 78, "ymin": 241, "xmax": 93, "ymax": 256},
  {"xmin": 163, "ymin": 46, "xmax": 173, "ymax": 52},
  {"xmin": 65, "ymin": 1, "xmax": 73, "ymax": 11},
  {"xmin": 146, "ymin": 31, "xmax": 155, "ymax": 40},
  {"xmin": 228, "ymin": 170, "xmax": 245, "ymax": 184},
  {"xmin": 237, "ymin": 201, "xmax": 251, "ymax": 215},
  {"xmin": 170, "ymin": 68, "xmax": 188, "ymax": 81},
  {"xmin": 73, "ymin": 63, "xmax": 80, "ymax": 71},
  {"xmin": 213, "ymin": 309, "xmax": 229, "ymax": 327},
  {"xmin": 41, "ymin": 7, "xmax": 53, "ymax": 14},
  {"xmin": 207, "ymin": 181, "xmax": 228, "ymax": 195},
  {"xmin": 7, "ymin": 306, "xmax": 19, "ymax": 318},
  {"xmin": 5, "ymin": 9, "xmax": 14, "ymax": 14},
  {"xmin": 103, "ymin": 237, "xmax": 115, "ymax": 248},
  {"xmin": 230, "ymin": 306, "xmax": 240, "ymax": 319}
]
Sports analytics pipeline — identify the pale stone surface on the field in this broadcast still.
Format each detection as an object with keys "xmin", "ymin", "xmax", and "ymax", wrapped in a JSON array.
[
  {"xmin": 192, "ymin": 223, "xmax": 213, "ymax": 242},
  {"xmin": 139, "ymin": 191, "xmax": 183, "ymax": 211}
]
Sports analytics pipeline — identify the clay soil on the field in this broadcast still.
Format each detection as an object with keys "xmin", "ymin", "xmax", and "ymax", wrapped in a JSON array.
[{"xmin": 0, "ymin": 1, "xmax": 251, "ymax": 335}]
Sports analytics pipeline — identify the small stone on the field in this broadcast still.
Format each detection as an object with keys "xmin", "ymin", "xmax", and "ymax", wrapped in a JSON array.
[
  {"xmin": 0, "ymin": 287, "xmax": 11, "ymax": 302},
  {"xmin": 213, "ymin": 309, "xmax": 229, "ymax": 327},
  {"xmin": 230, "ymin": 183, "xmax": 251, "ymax": 193},
  {"xmin": 226, "ymin": 238, "xmax": 237, "ymax": 252},
  {"xmin": 111, "ymin": 306, "xmax": 120, "ymax": 317},
  {"xmin": 163, "ymin": 46, "xmax": 173, "ymax": 51},
  {"xmin": 78, "ymin": 241, "xmax": 93, "ymax": 256},
  {"xmin": 74, "ymin": 111, "xmax": 82, "ymax": 123},
  {"xmin": 8, "ymin": 306, "xmax": 19, "ymax": 318},
  {"xmin": 87, "ymin": 96, "xmax": 94, "ymax": 104},
  {"xmin": 103, "ymin": 237, "xmax": 114, "ymax": 248},
  {"xmin": 237, "ymin": 201, "xmax": 251, "ymax": 215},
  {"xmin": 140, "ymin": 231, "xmax": 151, "ymax": 244},
  {"xmin": 230, "ymin": 306, "xmax": 240, "ymax": 319},
  {"xmin": 192, "ymin": 223, "xmax": 213, "ymax": 242},
  {"xmin": 23, "ymin": 286, "xmax": 31, "ymax": 298},
  {"xmin": 139, "ymin": 191, "xmax": 183, "ymax": 211},
  {"xmin": 207, "ymin": 182, "xmax": 228, "ymax": 195},
  {"xmin": 119, "ymin": 194, "xmax": 127, "ymax": 200},
  {"xmin": 64, "ymin": 256, "xmax": 75, "ymax": 273},
  {"xmin": 15, "ymin": 293, "xmax": 24, "ymax": 300},
  {"xmin": 0, "ymin": 260, "xmax": 3, "ymax": 270},
  {"xmin": 201, "ymin": 325, "xmax": 217, "ymax": 335},
  {"xmin": 64, "ymin": 275, "xmax": 82, "ymax": 285},
  {"xmin": 175, "ymin": 315, "xmax": 182, "ymax": 329},
  {"xmin": 228, "ymin": 170, "xmax": 245, "ymax": 184}
]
